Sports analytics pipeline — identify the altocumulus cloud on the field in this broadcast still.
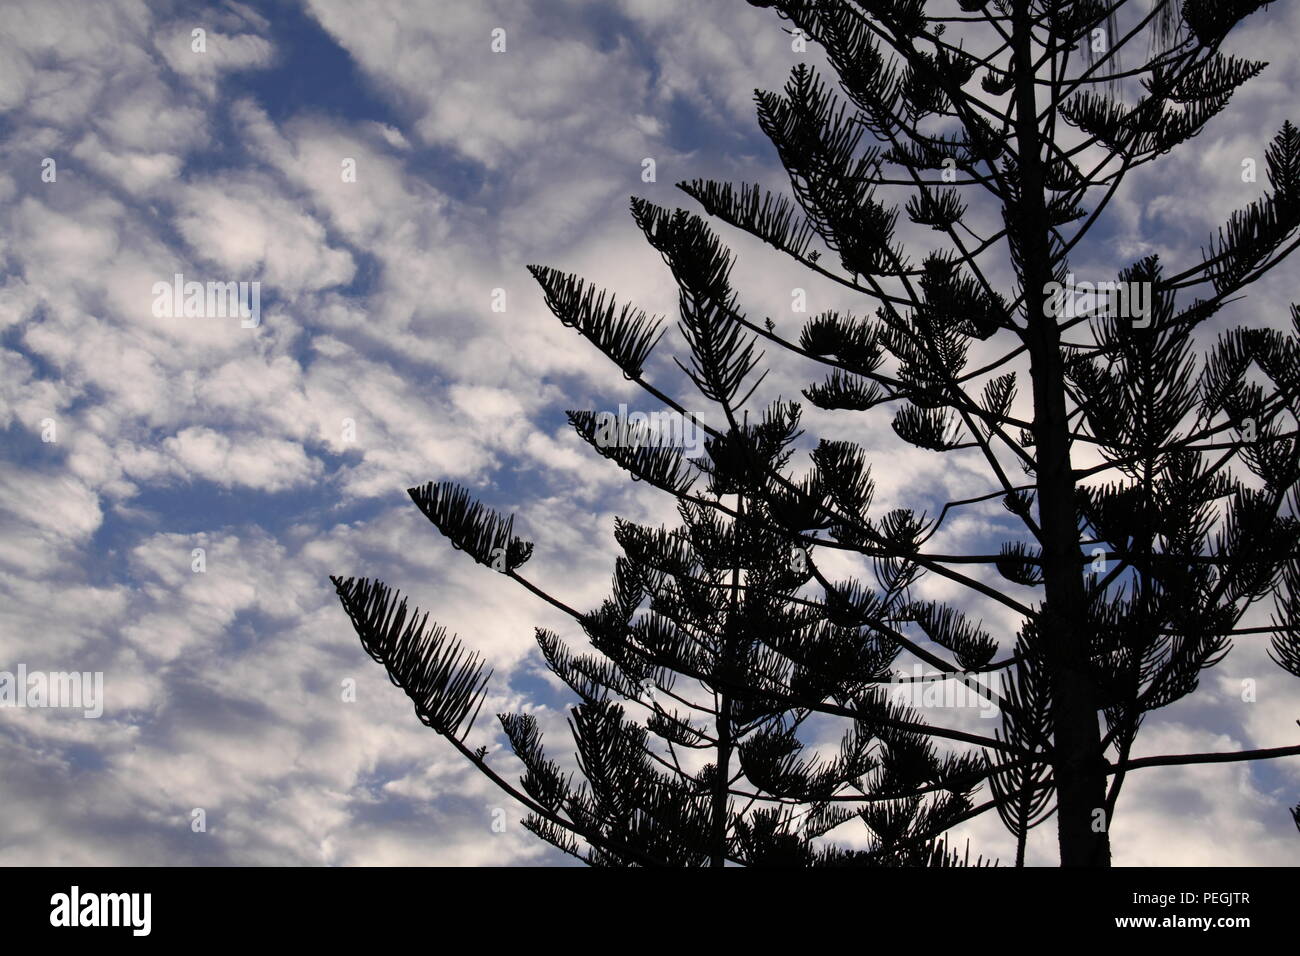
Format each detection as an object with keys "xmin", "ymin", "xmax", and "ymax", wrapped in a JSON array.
[{"xmin": 0, "ymin": 0, "xmax": 1297, "ymax": 866}]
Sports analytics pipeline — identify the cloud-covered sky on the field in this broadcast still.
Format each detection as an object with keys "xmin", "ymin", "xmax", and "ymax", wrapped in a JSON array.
[{"xmin": 0, "ymin": 0, "xmax": 1297, "ymax": 866}]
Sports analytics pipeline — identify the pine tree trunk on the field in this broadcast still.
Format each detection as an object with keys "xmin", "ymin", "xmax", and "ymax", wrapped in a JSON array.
[
  {"xmin": 1011, "ymin": 0, "xmax": 1112, "ymax": 867},
  {"xmin": 711, "ymin": 494, "xmax": 743, "ymax": 867},
  {"xmin": 711, "ymin": 693, "xmax": 732, "ymax": 867}
]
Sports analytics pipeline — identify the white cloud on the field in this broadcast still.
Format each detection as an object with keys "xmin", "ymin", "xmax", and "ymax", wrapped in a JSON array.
[
  {"xmin": 161, "ymin": 427, "xmax": 323, "ymax": 492},
  {"xmin": 173, "ymin": 177, "xmax": 356, "ymax": 293}
]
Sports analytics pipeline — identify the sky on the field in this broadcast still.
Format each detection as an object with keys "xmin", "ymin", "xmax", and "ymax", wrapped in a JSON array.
[{"xmin": 0, "ymin": 0, "xmax": 1297, "ymax": 866}]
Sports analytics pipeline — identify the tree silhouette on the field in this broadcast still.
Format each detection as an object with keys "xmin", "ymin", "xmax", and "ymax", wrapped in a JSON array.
[
  {"xmin": 333, "ymin": 0, "xmax": 1300, "ymax": 866},
  {"xmin": 333, "ymin": 398, "xmax": 999, "ymax": 866}
]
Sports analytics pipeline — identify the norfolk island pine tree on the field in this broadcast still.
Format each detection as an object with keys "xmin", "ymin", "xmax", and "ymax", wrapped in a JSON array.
[
  {"xmin": 332, "ymin": 0, "xmax": 1300, "ymax": 866},
  {"xmin": 330, "ymin": 306, "xmax": 1003, "ymax": 864}
]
